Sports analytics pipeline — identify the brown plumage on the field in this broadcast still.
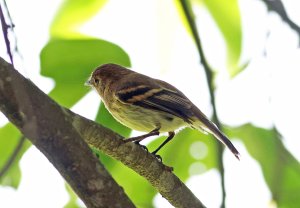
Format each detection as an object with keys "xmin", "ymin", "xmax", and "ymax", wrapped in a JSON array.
[{"xmin": 87, "ymin": 63, "xmax": 240, "ymax": 159}]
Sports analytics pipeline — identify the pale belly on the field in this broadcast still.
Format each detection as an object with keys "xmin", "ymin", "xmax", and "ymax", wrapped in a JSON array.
[{"xmin": 105, "ymin": 101, "xmax": 186, "ymax": 133}]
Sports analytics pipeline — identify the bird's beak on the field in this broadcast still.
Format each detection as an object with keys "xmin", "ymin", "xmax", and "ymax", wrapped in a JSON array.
[{"xmin": 85, "ymin": 78, "xmax": 92, "ymax": 86}]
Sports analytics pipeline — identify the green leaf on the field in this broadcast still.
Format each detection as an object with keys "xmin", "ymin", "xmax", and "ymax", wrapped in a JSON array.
[
  {"xmin": 226, "ymin": 124, "xmax": 300, "ymax": 207},
  {"xmin": 51, "ymin": 0, "xmax": 108, "ymax": 38},
  {"xmin": 40, "ymin": 38, "xmax": 131, "ymax": 108},
  {"xmin": 91, "ymin": 149, "xmax": 156, "ymax": 207},
  {"xmin": 64, "ymin": 183, "xmax": 81, "ymax": 208},
  {"xmin": 96, "ymin": 103, "xmax": 131, "ymax": 138},
  {"xmin": 202, "ymin": 0, "xmax": 242, "ymax": 76},
  {"xmin": 147, "ymin": 128, "xmax": 218, "ymax": 181},
  {"xmin": 0, "ymin": 124, "xmax": 31, "ymax": 188}
]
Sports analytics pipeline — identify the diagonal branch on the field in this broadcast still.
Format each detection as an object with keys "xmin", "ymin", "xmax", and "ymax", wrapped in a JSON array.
[
  {"xmin": 0, "ymin": 57, "xmax": 206, "ymax": 207},
  {"xmin": 0, "ymin": 57, "xmax": 134, "ymax": 208},
  {"xmin": 69, "ymin": 111, "xmax": 205, "ymax": 208},
  {"xmin": 178, "ymin": 0, "xmax": 226, "ymax": 207}
]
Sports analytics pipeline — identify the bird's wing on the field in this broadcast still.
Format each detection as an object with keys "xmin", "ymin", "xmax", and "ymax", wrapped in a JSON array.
[{"xmin": 115, "ymin": 79, "xmax": 194, "ymax": 123}]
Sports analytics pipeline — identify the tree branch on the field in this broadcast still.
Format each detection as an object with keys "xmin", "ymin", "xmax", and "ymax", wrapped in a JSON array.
[
  {"xmin": 178, "ymin": 0, "xmax": 226, "ymax": 207},
  {"xmin": 261, "ymin": 0, "xmax": 300, "ymax": 46},
  {"xmin": 0, "ymin": 57, "xmax": 134, "ymax": 208},
  {"xmin": 0, "ymin": 57, "xmax": 206, "ymax": 207},
  {"xmin": 69, "ymin": 111, "xmax": 205, "ymax": 208}
]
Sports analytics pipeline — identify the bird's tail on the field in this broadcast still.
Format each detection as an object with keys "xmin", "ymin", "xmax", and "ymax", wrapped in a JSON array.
[{"xmin": 191, "ymin": 108, "xmax": 240, "ymax": 160}]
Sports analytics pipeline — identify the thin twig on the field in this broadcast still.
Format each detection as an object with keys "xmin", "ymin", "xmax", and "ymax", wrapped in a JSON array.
[
  {"xmin": 3, "ymin": 1, "xmax": 14, "ymax": 28},
  {"xmin": 3, "ymin": 0, "xmax": 21, "ymax": 57},
  {"xmin": 0, "ymin": 136, "xmax": 26, "ymax": 178},
  {"xmin": 261, "ymin": 0, "xmax": 300, "ymax": 46},
  {"xmin": 0, "ymin": 1, "xmax": 25, "ymax": 181},
  {"xmin": 0, "ymin": 2, "xmax": 14, "ymax": 65},
  {"xmin": 178, "ymin": 0, "xmax": 226, "ymax": 207}
]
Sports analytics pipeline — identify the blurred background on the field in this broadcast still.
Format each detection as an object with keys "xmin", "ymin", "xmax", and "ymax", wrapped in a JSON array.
[{"xmin": 0, "ymin": 0, "xmax": 299, "ymax": 207}]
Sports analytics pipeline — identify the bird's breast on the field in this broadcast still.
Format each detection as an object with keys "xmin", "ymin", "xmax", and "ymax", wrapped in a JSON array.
[{"xmin": 104, "ymin": 100, "xmax": 186, "ymax": 133}]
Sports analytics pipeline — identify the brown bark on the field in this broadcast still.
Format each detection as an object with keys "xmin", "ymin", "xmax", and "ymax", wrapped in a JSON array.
[
  {"xmin": 0, "ymin": 57, "xmax": 135, "ymax": 208},
  {"xmin": 0, "ymin": 57, "xmax": 206, "ymax": 208},
  {"xmin": 70, "ymin": 112, "xmax": 205, "ymax": 208}
]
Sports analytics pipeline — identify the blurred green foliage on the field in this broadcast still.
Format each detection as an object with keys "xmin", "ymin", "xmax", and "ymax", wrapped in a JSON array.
[
  {"xmin": 0, "ymin": 124, "xmax": 30, "ymax": 188},
  {"xmin": 147, "ymin": 128, "xmax": 218, "ymax": 180},
  {"xmin": 201, "ymin": 0, "xmax": 242, "ymax": 76},
  {"xmin": 51, "ymin": 0, "xmax": 108, "ymax": 38},
  {"xmin": 64, "ymin": 183, "xmax": 80, "ymax": 208},
  {"xmin": 40, "ymin": 39, "xmax": 130, "ymax": 107},
  {"xmin": 227, "ymin": 124, "xmax": 300, "ymax": 208},
  {"xmin": 92, "ymin": 150, "xmax": 157, "ymax": 207},
  {"xmin": 0, "ymin": 0, "xmax": 299, "ymax": 208}
]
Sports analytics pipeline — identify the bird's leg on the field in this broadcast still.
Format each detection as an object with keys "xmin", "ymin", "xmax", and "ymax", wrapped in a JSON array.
[
  {"xmin": 124, "ymin": 128, "xmax": 160, "ymax": 152},
  {"xmin": 134, "ymin": 141, "xmax": 148, "ymax": 152},
  {"xmin": 124, "ymin": 128, "xmax": 160, "ymax": 143},
  {"xmin": 152, "ymin": 131, "xmax": 175, "ymax": 156}
]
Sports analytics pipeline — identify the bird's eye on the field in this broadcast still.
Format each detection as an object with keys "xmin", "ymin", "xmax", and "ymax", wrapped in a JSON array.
[{"xmin": 94, "ymin": 78, "xmax": 99, "ymax": 85}]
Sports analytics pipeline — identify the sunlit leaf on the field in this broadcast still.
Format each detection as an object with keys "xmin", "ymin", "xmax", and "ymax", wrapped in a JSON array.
[
  {"xmin": 0, "ymin": 124, "xmax": 31, "ymax": 188},
  {"xmin": 201, "ymin": 0, "xmax": 242, "ymax": 76},
  {"xmin": 51, "ymin": 0, "xmax": 108, "ymax": 38},
  {"xmin": 91, "ymin": 149, "xmax": 156, "ymax": 207},
  {"xmin": 40, "ymin": 38, "xmax": 130, "ymax": 108},
  {"xmin": 226, "ymin": 124, "xmax": 300, "ymax": 207},
  {"xmin": 64, "ymin": 183, "xmax": 81, "ymax": 208}
]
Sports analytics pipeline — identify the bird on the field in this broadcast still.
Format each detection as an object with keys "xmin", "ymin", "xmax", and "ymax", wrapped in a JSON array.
[{"xmin": 86, "ymin": 63, "xmax": 240, "ymax": 160}]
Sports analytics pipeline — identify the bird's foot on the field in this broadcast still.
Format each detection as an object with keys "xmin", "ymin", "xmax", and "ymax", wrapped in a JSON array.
[
  {"xmin": 134, "ymin": 141, "xmax": 148, "ymax": 152},
  {"xmin": 151, "ymin": 153, "xmax": 173, "ymax": 172},
  {"xmin": 153, "ymin": 153, "xmax": 162, "ymax": 162}
]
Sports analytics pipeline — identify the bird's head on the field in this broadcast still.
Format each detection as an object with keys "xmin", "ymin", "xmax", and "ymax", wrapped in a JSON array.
[{"xmin": 86, "ymin": 63, "xmax": 130, "ymax": 95}]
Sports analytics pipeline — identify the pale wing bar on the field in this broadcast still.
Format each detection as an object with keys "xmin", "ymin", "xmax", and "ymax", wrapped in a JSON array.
[{"xmin": 117, "ymin": 86, "xmax": 195, "ymax": 124}]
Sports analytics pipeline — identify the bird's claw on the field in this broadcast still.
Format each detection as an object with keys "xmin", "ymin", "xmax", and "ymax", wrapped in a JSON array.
[
  {"xmin": 134, "ymin": 141, "xmax": 148, "ymax": 152},
  {"xmin": 153, "ymin": 153, "xmax": 162, "ymax": 162},
  {"xmin": 131, "ymin": 141, "xmax": 173, "ymax": 172}
]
